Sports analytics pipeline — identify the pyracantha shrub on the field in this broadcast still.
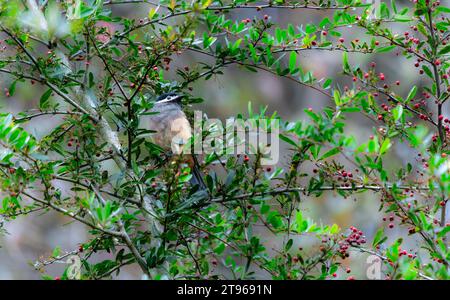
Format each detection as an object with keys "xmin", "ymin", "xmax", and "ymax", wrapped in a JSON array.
[{"xmin": 0, "ymin": 0, "xmax": 449, "ymax": 280}]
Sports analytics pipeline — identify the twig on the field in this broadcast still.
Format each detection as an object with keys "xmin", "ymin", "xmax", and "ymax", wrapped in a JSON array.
[{"xmin": 355, "ymin": 247, "xmax": 434, "ymax": 280}]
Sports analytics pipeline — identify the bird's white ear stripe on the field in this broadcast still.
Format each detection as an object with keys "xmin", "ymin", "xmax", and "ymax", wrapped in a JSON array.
[
  {"xmin": 155, "ymin": 98, "xmax": 173, "ymax": 104},
  {"xmin": 156, "ymin": 95, "xmax": 182, "ymax": 104}
]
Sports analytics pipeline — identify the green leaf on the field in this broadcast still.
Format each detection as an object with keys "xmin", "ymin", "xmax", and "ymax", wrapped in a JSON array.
[
  {"xmin": 373, "ymin": 228, "xmax": 386, "ymax": 247},
  {"xmin": 386, "ymin": 239, "xmax": 402, "ymax": 262},
  {"xmin": 392, "ymin": 105, "xmax": 403, "ymax": 122},
  {"xmin": 319, "ymin": 147, "xmax": 340, "ymax": 160},
  {"xmin": 438, "ymin": 226, "xmax": 450, "ymax": 238},
  {"xmin": 52, "ymin": 246, "xmax": 61, "ymax": 258},
  {"xmin": 403, "ymin": 262, "xmax": 418, "ymax": 280},
  {"xmin": 435, "ymin": 6, "xmax": 450, "ymax": 14},
  {"xmin": 214, "ymin": 243, "xmax": 226, "ymax": 255},
  {"xmin": 421, "ymin": 65, "xmax": 433, "ymax": 79},
  {"xmin": 39, "ymin": 89, "xmax": 53, "ymax": 109},
  {"xmin": 333, "ymin": 90, "xmax": 341, "ymax": 106},
  {"xmin": 329, "ymin": 224, "xmax": 339, "ymax": 234},
  {"xmin": 323, "ymin": 78, "xmax": 332, "ymax": 89},
  {"xmin": 285, "ymin": 239, "xmax": 293, "ymax": 251},
  {"xmin": 295, "ymin": 211, "xmax": 308, "ymax": 233},
  {"xmin": 279, "ymin": 134, "xmax": 298, "ymax": 147},
  {"xmin": 8, "ymin": 80, "xmax": 17, "ymax": 96},
  {"xmin": 148, "ymin": 5, "xmax": 160, "ymax": 19},
  {"xmin": 342, "ymin": 52, "xmax": 350, "ymax": 72},
  {"xmin": 380, "ymin": 138, "xmax": 392, "ymax": 155},
  {"xmin": 375, "ymin": 45, "xmax": 396, "ymax": 53},
  {"xmin": 406, "ymin": 86, "xmax": 417, "ymax": 102},
  {"xmin": 305, "ymin": 23, "xmax": 317, "ymax": 34},
  {"xmin": 201, "ymin": 0, "xmax": 213, "ymax": 9},
  {"xmin": 368, "ymin": 137, "xmax": 380, "ymax": 153},
  {"xmin": 439, "ymin": 45, "xmax": 450, "ymax": 55},
  {"xmin": 289, "ymin": 51, "xmax": 297, "ymax": 73},
  {"xmin": 394, "ymin": 14, "xmax": 412, "ymax": 22}
]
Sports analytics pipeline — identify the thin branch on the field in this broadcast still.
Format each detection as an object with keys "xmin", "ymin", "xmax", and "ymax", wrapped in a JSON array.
[
  {"xmin": 14, "ymin": 110, "xmax": 83, "ymax": 122},
  {"xmin": 0, "ymin": 206, "xmax": 47, "ymax": 218},
  {"xmin": 34, "ymin": 249, "xmax": 80, "ymax": 270},
  {"xmin": 188, "ymin": 47, "xmax": 332, "ymax": 98},
  {"xmin": 86, "ymin": 29, "xmax": 129, "ymax": 102},
  {"xmin": 1, "ymin": 25, "xmax": 43, "ymax": 73},
  {"xmin": 105, "ymin": 1, "xmax": 354, "ymax": 10},
  {"xmin": 178, "ymin": 229, "xmax": 203, "ymax": 277},
  {"xmin": 22, "ymin": 191, "xmax": 122, "ymax": 237},
  {"xmin": 355, "ymin": 247, "xmax": 434, "ymax": 280},
  {"xmin": 118, "ymin": 222, "xmax": 151, "ymax": 277},
  {"xmin": 203, "ymin": 184, "xmax": 430, "ymax": 207}
]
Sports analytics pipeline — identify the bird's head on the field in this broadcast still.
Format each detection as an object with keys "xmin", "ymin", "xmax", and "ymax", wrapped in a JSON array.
[{"xmin": 155, "ymin": 92, "xmax": 184, "ymax": 105}]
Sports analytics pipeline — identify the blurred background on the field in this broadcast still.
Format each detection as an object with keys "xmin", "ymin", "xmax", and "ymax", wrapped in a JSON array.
[{"xmin": 1, "ymin": 0, "xmax": 449, "ymax": 279}]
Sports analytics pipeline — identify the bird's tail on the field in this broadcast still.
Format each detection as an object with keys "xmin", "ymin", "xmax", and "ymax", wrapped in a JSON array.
[{"xmin": 189, "ymin": 155, "xmax": 207, "ymax": 190}]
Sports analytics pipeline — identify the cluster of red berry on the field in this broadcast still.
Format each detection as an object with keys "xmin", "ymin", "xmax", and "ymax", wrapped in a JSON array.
[
  {"xmin": 338, "ymin": 226, "xmax": 367, "ymax": 257},
  {"xmin": 335, "ymin": 169, "xmax": 356, "ymax": 187},
  {"xmin": 382, "ymin": 215, "xmax": 395, "ymax": 229}
]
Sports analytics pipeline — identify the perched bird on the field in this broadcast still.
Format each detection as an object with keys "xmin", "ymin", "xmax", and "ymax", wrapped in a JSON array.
[{"xmin": 142, "ymin": 92, "xmax": 206, "ymax": 190}]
